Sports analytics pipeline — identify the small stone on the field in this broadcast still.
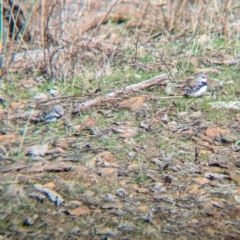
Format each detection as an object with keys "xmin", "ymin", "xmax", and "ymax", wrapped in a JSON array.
[
  {"xmin": 189, "ymin": 111, "xmax": 202, "ymax": 118},
  {"xmin": 116, "ymin": 188, "xmax": 127, "ymax": 197},
  {"xmin": 70, "ymin": 226, "xmax": 81, "ymax": 235},
  {"xmin": 26, "ymin": 144, "xmax": 49, "ymax": 156},
  {"xmin": 102, "ymin": 193, "xmax": 116, "ymax": 202}
]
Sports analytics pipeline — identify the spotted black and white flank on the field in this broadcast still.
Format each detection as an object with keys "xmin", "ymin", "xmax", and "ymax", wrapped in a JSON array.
[
  {"xmin": 184, "ymin": 74, "xmax": 208, "ymax": 98},
  {"xmin": 39, "ymin": 104, "xmax": 64, "ymax": 123}
]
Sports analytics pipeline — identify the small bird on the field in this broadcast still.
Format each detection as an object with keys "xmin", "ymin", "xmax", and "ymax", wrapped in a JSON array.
[
  {"xmin": 184, "ymin": 73, "xmax": 208, "ymax": 97},
  {"xmin": 38, "ymin": 104, "xmax": 64, "ymax": 122}
]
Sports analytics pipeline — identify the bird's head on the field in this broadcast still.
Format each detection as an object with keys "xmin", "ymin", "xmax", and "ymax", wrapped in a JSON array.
[{"xmin": 196, "ymin": 73, "xmax": 208, "ymax": 83}]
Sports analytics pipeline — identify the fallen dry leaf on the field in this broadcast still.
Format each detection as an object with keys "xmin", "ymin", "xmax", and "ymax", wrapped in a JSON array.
[
  {"xmin": 112, "ymin": 123, "xmax": 138, "ymax": 138},
  {"xmin": 46, "ymin": 147, "xmax": 66, "ymax": 155},
  {"xmin": 26, "ymin": 144, "xmax": 49, "ymax": 156},
  {"xmin": 185, "ymin": 185, "xmax": 200, "ymax": 194},
  {"xmin": 199, "ymin": 149, "xmax": 212, "ymax": 155},
  {"xmin": 193, "ymin": 177, "xmax": 210, "ymax": 186},
  {"xmin": 98, "ymin": 168, "xmax": 118, "ymax": 178},
  {"xmin": 78, "ymin": 116, "xmax": 96, "ymax": 131},
  {"xmin": 20, "ymin": 162, "xmax": 44, "ymax": 173},
  {"xmin": 134, "ymin": 205, "xmax": 149, "ymax": 214},
  {"xmin": 10, "ymin": 102, "xmax": 25, "ymax": 110},
  {"xmin": 44, "ymin": 163, "xmax": 73, "ymax": 172},
  {"xmin": 43, "ymin": 182, "xmax": 56, "ymax": 188},
  {"xmin": 53, "ymin": 138, "xmax": 69, "ymax": 149},
  {"xmin": 205, "ymin": 128, "xmax": 230, "ymax": 138},
  {"xmin": 236, "ymin": 113, "xmax": 240, "ymax": 122},
  {"xmin": 230, "ymin": 175, "xmax": 240, "ymax": 184},
  {"xmin": 136, "ymin": 188, "xmax": 149, "ymax": 193},
  {"xmin": 96, "ymin": 151, "xmax": 117, "ymax": 163},
  {"xmin": 0, "ymin": 134, "xmax": 21, "ymax": 144},
  {"xmin": 117, "ymin": 96, "xmax": 145, "ymax": 111},
  {"xmin": 120, "ymin": 128, "xmax": 138, "ymax": 137},
  {"xmin": 68, "ymin": 206, "xmax": 91, "ymax": 216}
]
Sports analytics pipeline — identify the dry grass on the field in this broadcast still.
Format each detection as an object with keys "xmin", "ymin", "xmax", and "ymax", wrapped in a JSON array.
[
  {"xmin": 3, "ymin": 0, "xmax": 240, "ymax": 81},
  {"xmin": 1, "ymin": 1, "xmax": 240, "ymax": 239}
]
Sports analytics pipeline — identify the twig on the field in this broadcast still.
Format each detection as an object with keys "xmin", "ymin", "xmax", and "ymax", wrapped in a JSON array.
[{"xmin": 72, "ymin": 73, "xmax": 168, "ymax": 113}]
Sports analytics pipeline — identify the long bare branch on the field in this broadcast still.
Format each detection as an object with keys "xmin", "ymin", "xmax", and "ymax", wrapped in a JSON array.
[{"xmin": 72, "ymin": 73, "xmax": 168, "ymax": 113}]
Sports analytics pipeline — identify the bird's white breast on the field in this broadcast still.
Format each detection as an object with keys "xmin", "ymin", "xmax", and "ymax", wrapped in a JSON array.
[{"xmin": 188, "ymin": 85, "xmax": 207, "ymax": 97}]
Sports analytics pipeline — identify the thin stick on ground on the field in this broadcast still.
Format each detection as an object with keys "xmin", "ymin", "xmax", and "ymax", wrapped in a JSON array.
[{"xmin": 72, "ymin": 73, "xmax": 168, "ymax": 113}]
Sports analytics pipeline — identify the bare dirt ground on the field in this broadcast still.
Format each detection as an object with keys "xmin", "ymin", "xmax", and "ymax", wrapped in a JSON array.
[{"xmin": 1, "ymin": 0, "xmax": 240, "ymax": 239}]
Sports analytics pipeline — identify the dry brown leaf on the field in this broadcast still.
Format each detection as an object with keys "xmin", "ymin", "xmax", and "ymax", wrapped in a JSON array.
[
  {"xmin": 199, "ymin": 149, "xmax": 212, "ymax": 155},
  {"xmin": 101, "ymin": 203, "xmax": 123, "ymax": 209},
  {"xmin": 53, "ymin": 138, "xmax": 69, "ymax": 149},
  {"xmin": 20, "ymin": 163, "xmax": 45, "ymax": 173},
  {"xmin": 191, "ymin": 136, "xmax": 215, "ymax": 152},
  {"xmin": 98, "ymin": 168, "xmax": 118, "ymax": 178},
  {"xmin": 1, "ymin": 164, "xmax": 27, "ymax": 173},
  {"xmin": 193, "ymin": 177, "xmax": 210, "ymax": 186},
  {"xmin": 135, "ymin": 205, "xmax": 149, "ymax": 214},
  {"xmin": 10, "ymin": 102, "xmax": 25, "ymax": 110},
  {"xmin": 201, "ymin": 135, "xmax": 213, "ymax": 143},
  {"xmin": 120, "ymin": 128, "xmax": 138, "ymax": 138},
  {"xmin": 205, "ymin": 128, "xmax": 230, "ymax": 138},
  {"xmin": 112, "ymin": 122, "xmax": 138, "ymax": 138},
  {"xmin": 46, "ymin": 147, "xmax": 66, "ymax": 155},
  {"xmin": 0, "ymin": 134, "xmax": 21, "ymax": 144},
  {"xmin": 43, "ymin": 182, "xmax": 56, "ymax": 188},
  {"xmin": 136, "ymin": 188, "xmax": 149, "ymax": 193},
  {"xmin": 96, "ymin": 151, "xmax": 117, "ymax": 163},
  {"xmin": 117, "ymin": 96, "xmax": 145, "ymax": 111},
  {"xmin": 236, "ymin": 113, "xmax": 240, "ymax": 122},
  {"xmin": 109, "ymin": 33, "xmax": 120, "ymax": 44},
  {"xmin": 230, "ymin": 175, "xmax": 240, "ymax": 184},
  {"xmin": 78, "ymin": 116, "xmax": 96, "ymax": 131},
  {"xmin": 205, "ymin": 58, "xmax": 222, "ymax": 65},
  {"xmin": 44, "ymin": 163, "xmax": 73, "ymax": 172},
  {"xmin": 69, "ymin": 206, "xmax": 91, "ymax": 216},
  {"xmin": 26, "ymin": 144, "xmax": 49, "ymax": 156},
  {"xmin": 185, "ymin": 185, "xmax": 200, "ymax": 194},
  {"xmin": 128, "ymin": 164, "xmax": 139, "ymax": 171}
]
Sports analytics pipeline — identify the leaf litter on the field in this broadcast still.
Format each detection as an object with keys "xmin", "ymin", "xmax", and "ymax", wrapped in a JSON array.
[{"xmin": 1, "ymin": 0, "xmax": 240, "ymax": 239}]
